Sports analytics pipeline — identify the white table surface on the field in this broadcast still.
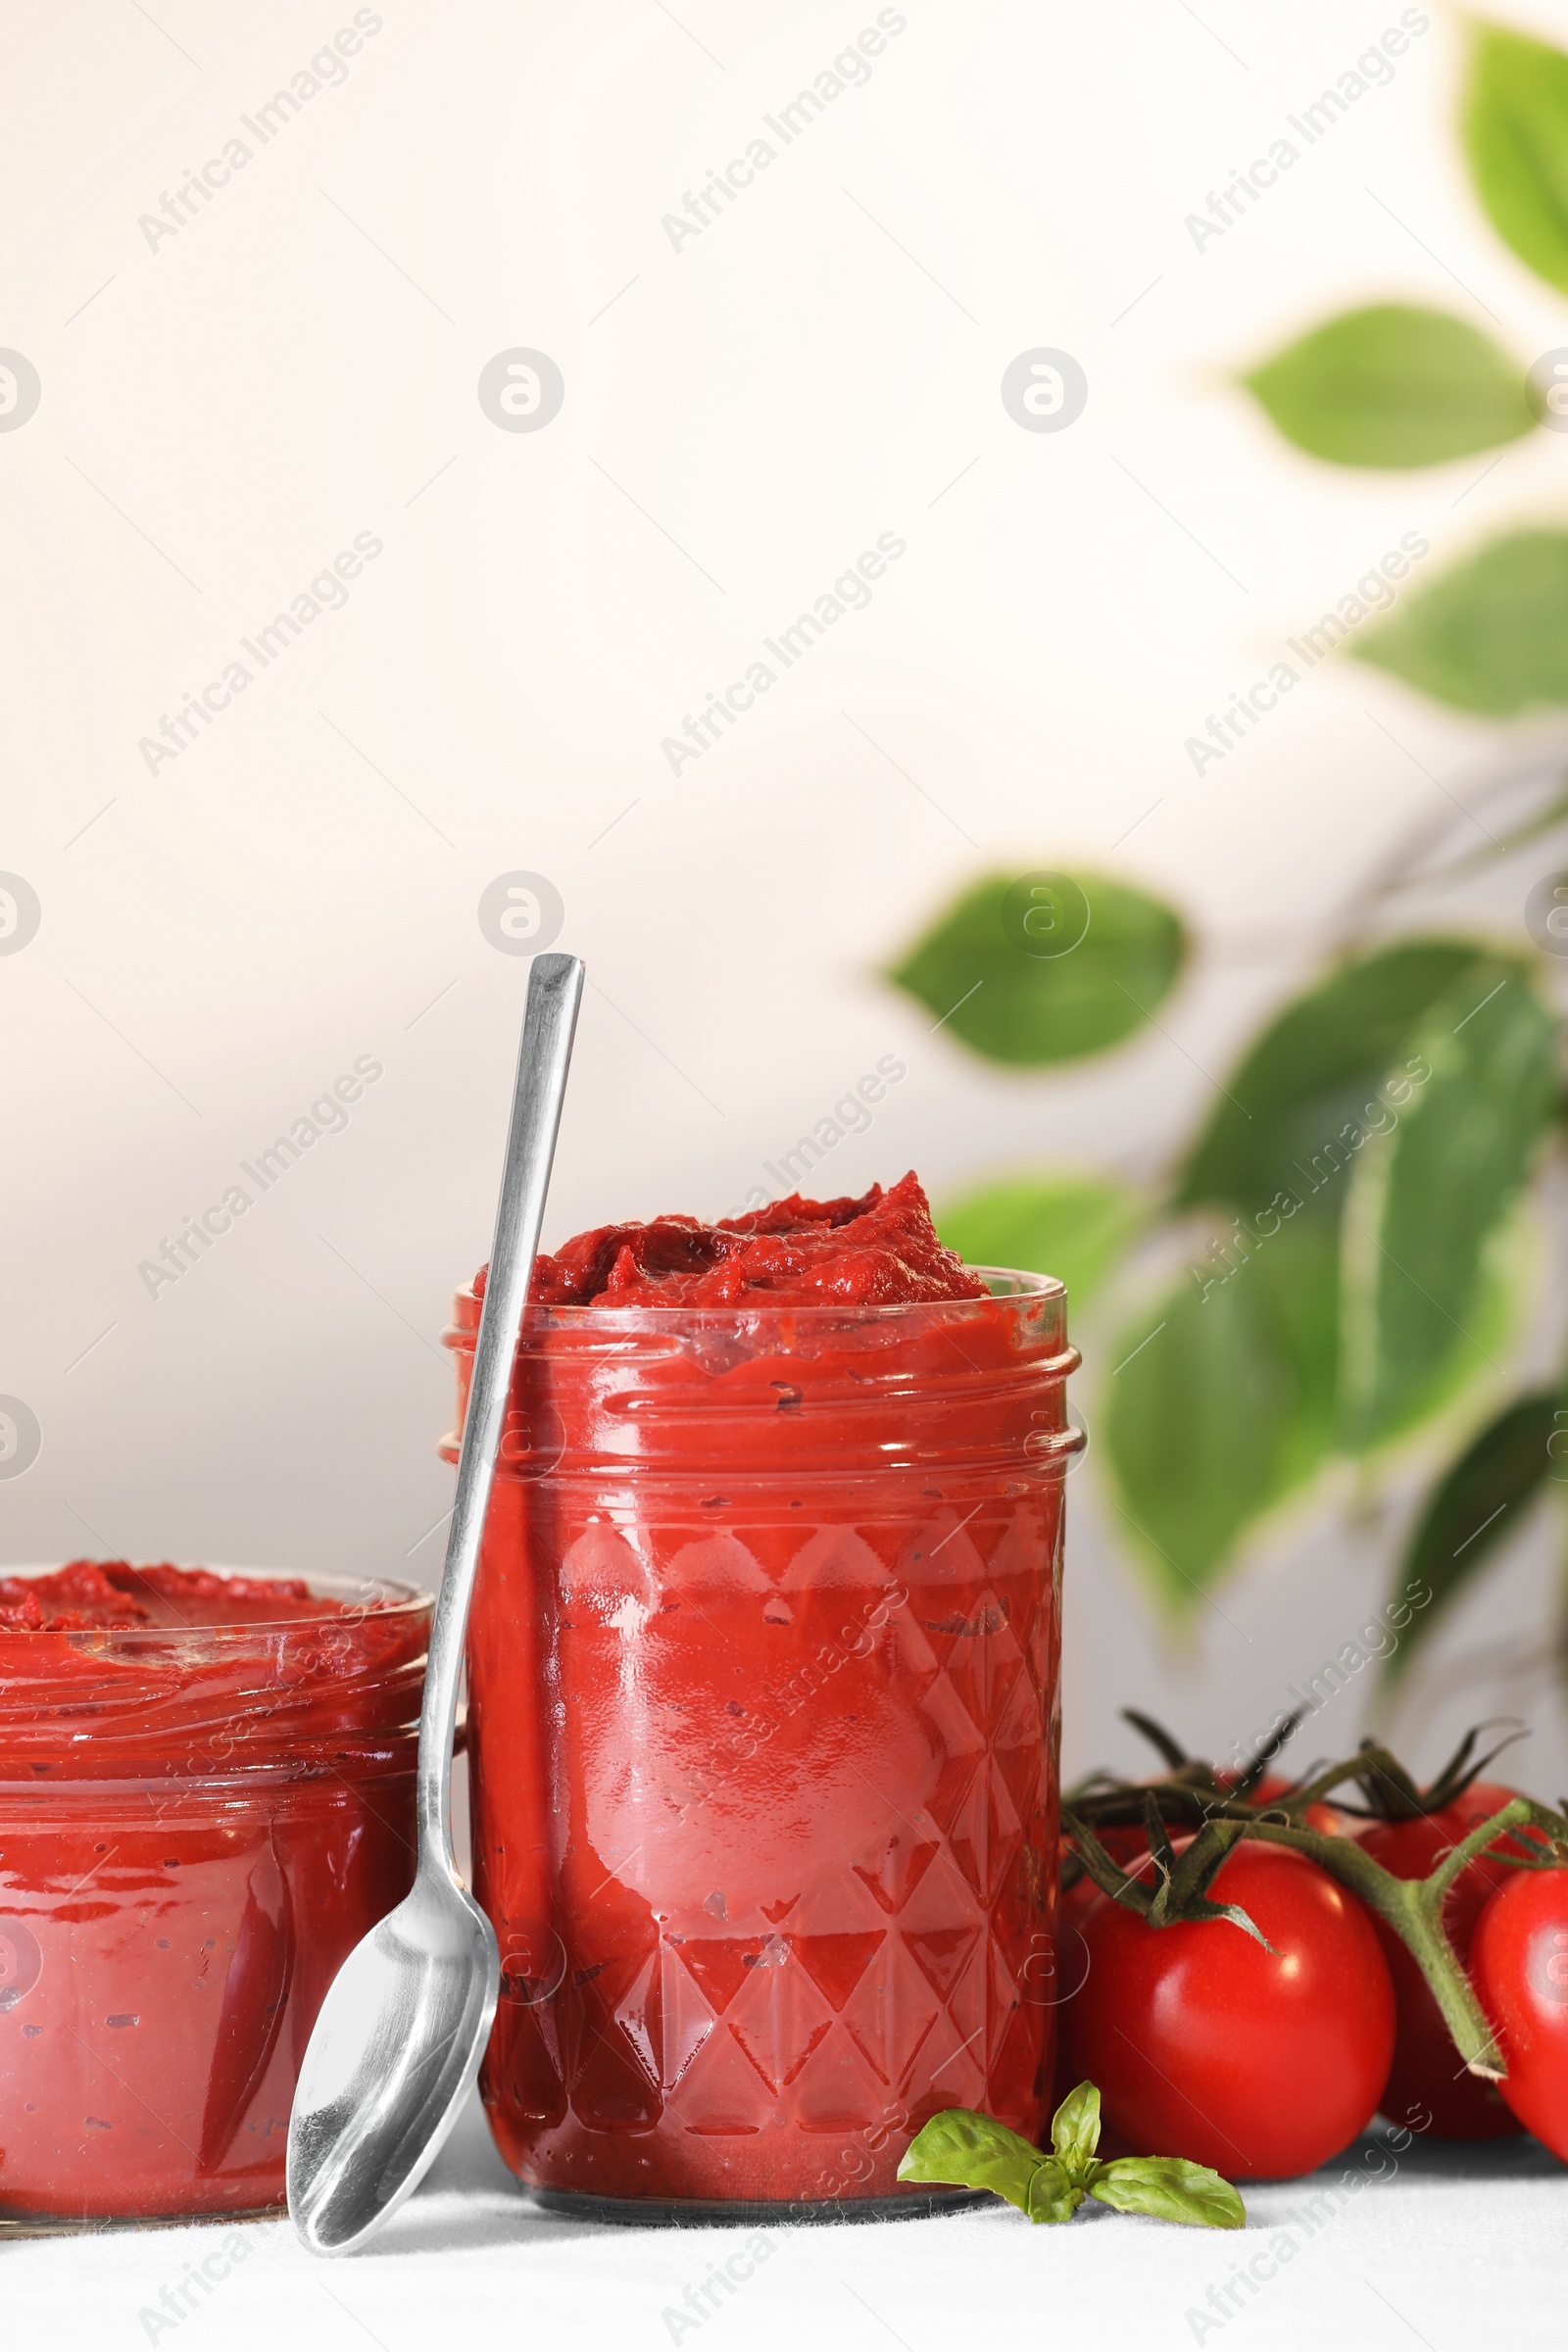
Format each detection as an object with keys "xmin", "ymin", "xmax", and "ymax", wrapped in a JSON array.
[{"xmin": 10, "ymin": 2092, "xmax": 1564, "ymax": 2352}]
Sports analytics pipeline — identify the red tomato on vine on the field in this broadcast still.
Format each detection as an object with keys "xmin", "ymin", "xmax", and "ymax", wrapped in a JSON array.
[
  {"xmin": 1061, "ymin": 1842, "xmax": 1396, "ymax": 2180},
  {"xmin": 1471, "ymin": 1864, "xmax": 1568, "ymax": 2160},
  {"xmin": 1359, "ymin": 1781, "xmax": 1528, "ymax": 2138}
]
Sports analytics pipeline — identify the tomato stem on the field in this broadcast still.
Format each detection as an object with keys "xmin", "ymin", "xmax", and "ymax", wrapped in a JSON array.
[
  {"xmin": 1062, "ymin": 1788, "xmax": 1568, "ymax": 2083},
  {"xmin": 1236, "ymin": 1818, "xmax": 1503, "ymax": 2076}
]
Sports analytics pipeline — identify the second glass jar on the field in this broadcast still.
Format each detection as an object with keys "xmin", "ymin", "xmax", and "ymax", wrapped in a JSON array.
[{"xmin": 447, "ymin": 1273, "xmax": 1083, "ymax": 2219}]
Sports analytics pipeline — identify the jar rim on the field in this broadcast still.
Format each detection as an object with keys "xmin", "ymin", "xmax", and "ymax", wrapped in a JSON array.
[
  {"xmin": 448, "ymin": 1262, "xmax": 1066, "ymax": 1333},
  {"xmin": 0, "ymin": 1564, "xmax": 431, "ymax": 1643}
]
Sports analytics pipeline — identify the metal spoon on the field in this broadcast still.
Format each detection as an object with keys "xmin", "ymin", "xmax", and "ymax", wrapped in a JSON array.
[{"xmin": 287, "ymin": 950, "xmax": 584, "ymax": 2256}]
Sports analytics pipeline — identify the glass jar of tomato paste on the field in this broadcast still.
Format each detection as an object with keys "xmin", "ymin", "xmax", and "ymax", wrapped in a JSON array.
[
  {"xmin": 0, "ymin": 1564, "xmax": 429, "ymax": 2224},
  {"xmin": 447, "ymin": 1269, "xmax": 1082, "ymax": 2220}
]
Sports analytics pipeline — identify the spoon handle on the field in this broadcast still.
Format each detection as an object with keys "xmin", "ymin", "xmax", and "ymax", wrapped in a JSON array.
[{"xmin": 417, "ymin": 951, "xmax": 584, "ymax": 1865}]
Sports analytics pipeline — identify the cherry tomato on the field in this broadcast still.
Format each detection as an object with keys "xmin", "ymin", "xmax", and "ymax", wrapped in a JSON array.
[
  {"xmin": 1061, "ymin": 1841, "xmax": 1395, "ymax": 2179},
  {"xmin": 1471, "ymin": 1864, "xmax": 1568, "ymax": 2160},
  {"xmin": 1359, "ymin": 1781, "xmax": 1526, "ymax": 2138}
]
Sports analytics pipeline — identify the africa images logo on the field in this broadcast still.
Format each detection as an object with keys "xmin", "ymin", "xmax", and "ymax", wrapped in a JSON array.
[
  {"xmin": 0, "ymin": 351, "xmax": 41, "ymax": 432},
  {"xmin": 0, "ymin": 873, "xmax": 42, "ymax": 955},
  {"xmin": 476, "ymin": 350, "xmax": 564, "ymax": 432}
]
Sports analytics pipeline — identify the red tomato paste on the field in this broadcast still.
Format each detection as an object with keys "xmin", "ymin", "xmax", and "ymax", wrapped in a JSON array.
[
  {"xmin": 514, "ymin": 1172, "xmax": 991, "ymax": 1308},
  {"xmin": 453, "ymin": 1176, "xmax": 1082, "ymax": 2213},
  {"xmin": 0, "ymin": 1564, "xmax": 429, "ymax": 2220}
]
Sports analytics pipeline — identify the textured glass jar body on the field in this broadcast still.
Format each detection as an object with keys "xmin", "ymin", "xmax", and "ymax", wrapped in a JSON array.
[
  {"xmin": 0, "ymin": 1573, "xmax": 429, "ymax": 2222},
  {"xmin": 450, "ymin": 1274, "xmax": 1082, "ymax": 2218}
]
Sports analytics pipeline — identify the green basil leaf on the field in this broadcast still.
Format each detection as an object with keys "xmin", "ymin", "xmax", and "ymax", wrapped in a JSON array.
[
  {"xmin": 1179, "ymin": 941, "xmax": 1487, "ymax": 1218},
  {"xmin": 887, "ymin": 872, "xmax": 1186, "ymax": 1065},
  {"xmin": 1354, "ymin": 530, "xmax": 1568, "ymax": 713},
  {"xmin": 1104, "ymin": 1218, "xmax": 1340, "ymax": 1611},
  {"xmin": 1384, "ymin": 1390, "xmax": 1560, "ymax": 1685},
  {"xmin": 1091, "ymin": 2156, "xmax": 1246, "ymax": 2230},
  {"xmin": 1026, "ymin": 2159, "xmax": 1085, "ymax": 2225},
  {"xmin": 1242, "ymin": 304, "xmax": 1533, "ymax": 467},
  {"xmin": 896, "ymin": 2108, "xmax": 1046, "ymax": 2215},
  {"xmin": 936, "ymin": 1174, "xmax": 1143, "ymax": 1304},
  {"xmin": 1340, "ymin": 963, "xmax": 1557, "ymax": 1448},
  {"xmin": 1463, "ymin": 24, "xmax": 1568, "ymax": 296},
  {"xmin": 1049, "ymin": 2080, "xmax": 1102, "ymax": 2173}
]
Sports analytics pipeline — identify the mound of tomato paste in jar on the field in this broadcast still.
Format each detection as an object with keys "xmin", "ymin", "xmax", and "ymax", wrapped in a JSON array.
[
  {"xmin": 456, "ymin": 1172, "xmax": 1079, "ymax": 2208},
  {"xmin": 0, "ymin": 1559, "xmax": 325, "ymax": 1632},
  {"xmin": 481, "ymin": 1170, "xmax": 988, "ymax": 1308}
]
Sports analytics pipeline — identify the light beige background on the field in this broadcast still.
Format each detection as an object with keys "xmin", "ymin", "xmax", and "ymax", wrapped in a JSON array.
[{"xmin": 3, "ymin": 0, "xmax": 1567, "ymax": 1790}]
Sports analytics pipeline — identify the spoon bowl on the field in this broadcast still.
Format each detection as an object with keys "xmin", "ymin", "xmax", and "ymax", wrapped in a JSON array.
[
  {"xmin": 287, "ymin": 951, "xmax": 583, "ymax": 2256},
  {"xmin": 287, "ymin": 1875, "xmax": 498, "ymax": 2253}
]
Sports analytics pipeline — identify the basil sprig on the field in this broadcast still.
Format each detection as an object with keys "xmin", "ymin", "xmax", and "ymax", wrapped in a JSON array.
[{"xmin": 897, "ymin": 2082, "xmax": 1245, "ymax": 2230}]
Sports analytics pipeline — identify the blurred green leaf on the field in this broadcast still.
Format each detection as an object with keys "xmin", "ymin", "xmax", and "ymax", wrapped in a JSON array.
[
  {"xmin": 888, "ymin": 872, "xmax": 1186, "ymax": 1065},
  {"xmin": 1250, "ymin": 1217, "xmax": 1342, "ymax": 1491},
  {"xmin": 1368, "ymin": 1216, "xmax": 1524, "ymax": 1447},
  {"xmin": 1242, "ymin": 305, "xmax": 1533, "ymax": 467},
  {"xmin": 1179, "ymin": 941, "xmax": 1485, "ymax": 1219},
  {"xmin": 1104, "ymin": 1219, "xmax": 1340, "ymax": 1611},
  {"xmin": 1385, "ymin": 1390, "xmax": 1561, "ymax": 1686},
  {"xmin": 1340, "ymin": 963, "xmax": 1558, "ymax": 1448},
  {"xmin": 1463, "ymin": 24, "xmax": 1568, "ymax": 295},
  {"xmin": 1355, "ymin": 531, "xmax": 1568, "ymax": 712},
  {"xmin": 1115, "ymin": 943, "xmax": 1555, "ymax": 1601},
  {"xmin": 937, "ymin": 1174, "xmax": 1143, "ymax": 1304}
]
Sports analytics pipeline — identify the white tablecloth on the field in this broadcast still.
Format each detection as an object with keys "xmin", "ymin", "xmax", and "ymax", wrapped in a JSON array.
[{"xmin": 10, "ymin": 2092, "xmax": 1564, "ymax": 2351}]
